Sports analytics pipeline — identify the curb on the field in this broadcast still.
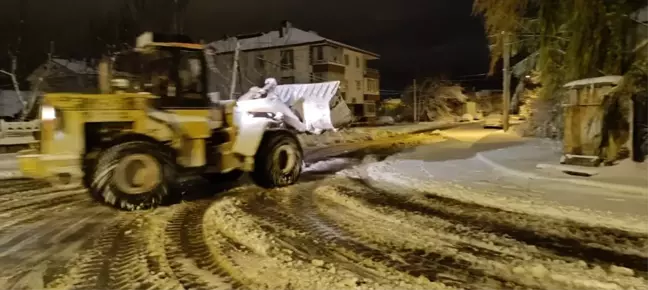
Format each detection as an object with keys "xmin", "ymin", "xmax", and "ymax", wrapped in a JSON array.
[{"xmin": 475, "ymin": 152, "xmax": 648, "ymax": 196}]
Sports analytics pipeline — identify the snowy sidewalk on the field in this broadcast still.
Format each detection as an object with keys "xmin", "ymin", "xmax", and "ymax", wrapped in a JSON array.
[{"xmin": 476, "ymin": 136, "xmax": 648, "ymax": 196}]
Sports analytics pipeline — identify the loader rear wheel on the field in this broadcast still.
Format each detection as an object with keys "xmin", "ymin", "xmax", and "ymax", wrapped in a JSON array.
[
  {"xmin": 251, "ymin": 132, "xmax": 303, "ymax": 188},
  {"xmin": 90, "ymin": 141, "xmax": 177, "ymax": 210}
]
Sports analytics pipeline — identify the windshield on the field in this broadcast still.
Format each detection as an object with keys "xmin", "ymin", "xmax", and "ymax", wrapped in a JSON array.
[{"xmin": 111, "ymin": 48, "xmax": 206, "ymax": 99}]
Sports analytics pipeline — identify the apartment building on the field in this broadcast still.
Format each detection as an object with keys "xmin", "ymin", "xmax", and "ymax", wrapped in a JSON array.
[{"xmin": 210, "ymin": 21, "xmax": 381, "ymax": 120}]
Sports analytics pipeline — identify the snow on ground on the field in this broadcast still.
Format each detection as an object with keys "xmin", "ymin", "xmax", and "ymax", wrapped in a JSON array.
[
  {"xmin": 298, "ymin": 121, "xmax": 453, "ymax": 148},
  {"xmin": 202, "ymin": 197, "xmax": 444, "ymax": 290},
  {"xmin": 303, "ymin": 158, "xmax": 361, "ymax": 174},
  {"xmin": 337, "ymin": 154, "xmax": 648, "ymax": 234},
  {"xmin": 2, "ymin": 127, "xmax": 647, "ymax": 290},
  {"xmin": 478, "ymin": 137, "xmax": 648, "ymax": 189},
  {"xmin": 0, "ymin": 154, "xmax": 20, "ymax": 179},
  {"xmin": 309, "ymin": 181, "xmax": 647, "ymax": 290}
]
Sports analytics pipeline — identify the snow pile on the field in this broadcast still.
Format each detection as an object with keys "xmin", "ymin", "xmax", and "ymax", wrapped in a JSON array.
[
  {"xmin": 303, "ymin": 158, "xmax": 361, "ymax": 174},
  {"xmin": 298, "ymin": 121, "xmax": 451, "ymax": 148}
]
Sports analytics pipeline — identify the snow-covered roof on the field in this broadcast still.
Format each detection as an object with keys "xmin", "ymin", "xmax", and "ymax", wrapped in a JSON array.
[
  {"xmin": 563, "ymin": 76, "xmax": 623, "ymax": 88},
  {"xmin": 209, "ymin": 26, "xmax": 379, "ymax": 58}
]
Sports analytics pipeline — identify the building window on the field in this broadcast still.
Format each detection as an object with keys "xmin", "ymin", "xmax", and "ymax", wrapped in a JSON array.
[
  {"xmin": 344, "ymin": 54, "xmax": 349, "ymax": 66},
  {"xmin": 310, "ymin": 46, "xmax": 324, "ymax": 64},
  {"xmin": 280, "ymin": 50, "xmax": 294, "ymax": 70},
  {"xmin": 366, "ymin": 79, "xmax": 378, "ymax": 92},
  {"xmin": 355, "ymin": 80, "xmax": 361, "ymax": 90},
  {"xmin": 281, "ymin": 76, "xmax": 295, "ymax": 84},
  {"xmin": 355, "ymin": 56, "xmax": 360, "ymax": 68}
]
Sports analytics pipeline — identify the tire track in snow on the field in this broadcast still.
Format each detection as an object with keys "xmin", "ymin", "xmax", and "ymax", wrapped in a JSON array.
[
  {"xmin": 241, "ymin": 188, "xmax": 525, "ymax": 290},
  {"xmin": 290, "ymin": 183, "xmax": 532, "ymax": 290},
  {"xmin": 0, "ymin": 198, "xmax": 93, "ymax": 233},
  {"xmin": 105, "ymin": 215, "xmax": 182, "ymax": 290},
  {"xmin": 317, "ymin": 185, "xmax": 521, "ymax": 262},
  {"xmin": 240, "ymin": 193, "xmax": 390, "ymax": 283},
  {"xmin": 164, "ymin": 202, "xmax": 244, "ymax": 290},
  {"xmin": 351, "ymin": 179, "xmax": 648, "ymax": 277},
  {"xmin": 0, "ymin": 209, "xmax": 119, "ymax": 290},
  {"xmin": 0, "ymin": 187, "xmax": 87, "ymax": 213},
  {"xmin": 0, "ymin": 179, "xmax": 50, "ymax": 195},
  {"xmin": 60, "ymin": 217, "xmax": 159, "ymax": 290}
]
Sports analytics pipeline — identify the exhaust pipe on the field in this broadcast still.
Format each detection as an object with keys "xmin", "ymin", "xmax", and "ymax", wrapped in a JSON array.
[{"xmin": 98, "ymin": 56, "xmax": 112, "ymax": 94}]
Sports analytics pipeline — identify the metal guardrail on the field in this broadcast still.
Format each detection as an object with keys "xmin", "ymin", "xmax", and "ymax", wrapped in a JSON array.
[
  {"xmin": 0, "ymin": 120, "xmax": 40, "ymax": 151},
  {"xmin": 0, "ymin": 120, "xmax": 40, "ymax": 138}
]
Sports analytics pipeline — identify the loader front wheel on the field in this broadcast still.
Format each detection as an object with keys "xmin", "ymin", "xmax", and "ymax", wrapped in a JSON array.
[
  {"xmin": 90, "ymin": 141, "xmax": 177, "ymax": 210},
  {"xmin": 251, "ymin": 132, "xmax": 303, "ymax": 188}
]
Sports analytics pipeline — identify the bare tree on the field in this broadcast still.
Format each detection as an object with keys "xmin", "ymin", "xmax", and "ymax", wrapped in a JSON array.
[
  {"xmin": 402, "ymin": 78, "xmax": 468, "ymax": 121},
  {"xmin": 0, "ymin": 52, "xmax": 24, "ymax": 108},
  {"xmin": 19, "ymin": 42, "xmax": 55, "ymax": 120},
  {"xmin": 0, "ymin": 0, "xmax": 29, "ymax": 110}
]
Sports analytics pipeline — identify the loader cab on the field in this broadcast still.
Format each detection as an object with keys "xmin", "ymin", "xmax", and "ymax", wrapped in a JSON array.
[{"xmin": 113, "ymin": 32, "xmax": 211, "ymax": 109}]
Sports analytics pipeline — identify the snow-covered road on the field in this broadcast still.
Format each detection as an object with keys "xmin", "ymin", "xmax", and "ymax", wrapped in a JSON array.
[{"xmin": 0, "ymin": 129, "xmax": 646, "ymax": 290}]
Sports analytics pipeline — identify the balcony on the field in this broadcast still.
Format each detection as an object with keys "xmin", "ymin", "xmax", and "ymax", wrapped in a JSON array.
[
  {"xmin": 312, "ymin": 59, "xmax": 344, "ymax": 66},
  {"xmin": 312, "ymin": 60, "xmax": 345, "ymax": 74},
  {"xmin": 364, "ymin": 68, "xmax": 380, "ymax": 79}
]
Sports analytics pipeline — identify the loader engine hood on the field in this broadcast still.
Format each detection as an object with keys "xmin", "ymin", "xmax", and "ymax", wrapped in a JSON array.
[{"xmin": 235, "ymin": 79, "xmax": 340, "ymax": 134}]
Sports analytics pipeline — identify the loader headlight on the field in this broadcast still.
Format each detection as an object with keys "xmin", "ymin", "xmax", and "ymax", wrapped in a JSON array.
[
  {"xmin": 41, "ymin": 105, "xmax": 64, "ymax": 136},
  {"xmin": 41, "ymin": 105, "xmax": 57, "ymax": 121}
]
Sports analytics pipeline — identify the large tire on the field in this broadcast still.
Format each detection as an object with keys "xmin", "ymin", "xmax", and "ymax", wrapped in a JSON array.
[
  {"xmin": 251, "ymin": 132, "xmax": 303, "ymax": 188},
  {"xmin": 90, "ymin": 141, "xmax": 177, "ymax": 210}
]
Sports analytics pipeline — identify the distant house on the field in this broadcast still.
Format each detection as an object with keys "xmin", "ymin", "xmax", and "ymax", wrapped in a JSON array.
[
  {"xmin": 27, "ymin": 58, "xmax": 99, "ymax": 93},
  {"xmin": 209, "ymin": 21, "xmax": 381, "ymax": 120}
]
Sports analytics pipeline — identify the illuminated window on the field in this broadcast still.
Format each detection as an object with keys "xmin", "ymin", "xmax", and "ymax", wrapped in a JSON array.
[{"xmin": 280, "ymin": 50, "xmax": 294, "ymax": 69}]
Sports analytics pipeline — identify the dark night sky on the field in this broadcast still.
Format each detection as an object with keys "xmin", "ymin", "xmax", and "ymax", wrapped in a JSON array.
[{"xmin": 0, "ymin": 0, "xmax": 497, "ymax": 91}]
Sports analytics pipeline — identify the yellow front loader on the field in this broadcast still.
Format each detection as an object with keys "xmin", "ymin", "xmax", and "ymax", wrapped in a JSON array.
[{"xmin": 16, "ymin": 32, "xmax": 303, "ymax": 210}]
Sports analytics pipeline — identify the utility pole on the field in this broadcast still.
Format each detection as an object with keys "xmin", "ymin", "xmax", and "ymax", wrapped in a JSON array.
[
  {"xmin": 172, "ymin": 0, "xmax": 179, "ymax": 34},
  {"xmin": 413, "ymin": 79, "xmax": 417, "ymax": 123},
  {"xmin": 228, "ymin": 40, "xmax": 241, "ymax": 100},
  {"xmin": 501, "ymin": 31, "xmax": 511, "ymax": 132}
]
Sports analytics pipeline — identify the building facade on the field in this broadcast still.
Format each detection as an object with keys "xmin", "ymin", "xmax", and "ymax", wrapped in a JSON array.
[{"xmin": 209, "ymin": 21, "xmax": 380, "ymax": 119}]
